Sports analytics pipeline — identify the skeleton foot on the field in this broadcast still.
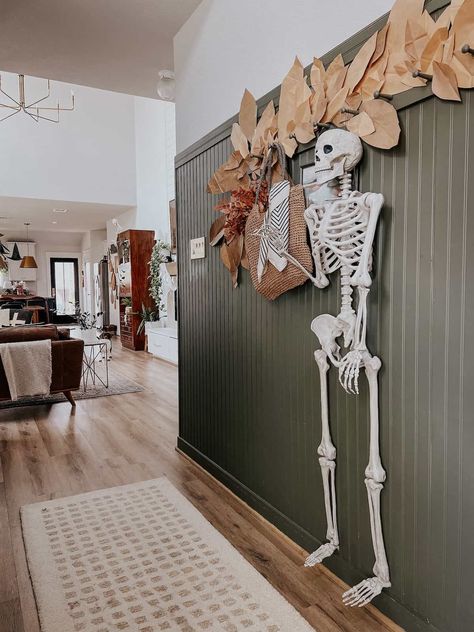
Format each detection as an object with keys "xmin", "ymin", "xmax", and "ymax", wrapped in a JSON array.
[
  {"xmin": 304, "ymin": 542, "xmax": 338, "ymax": 567},
  {"xmin": 342, "ymin": 576, "xmax": 390, "ymax": 607}
]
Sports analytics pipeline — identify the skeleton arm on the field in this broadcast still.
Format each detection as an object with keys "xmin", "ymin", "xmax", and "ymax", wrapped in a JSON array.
[
  {"xmin": 255, "ymin": 222, "xmax": 328, "ymax": 289},
  {"xmin": 351, "ymin": 193, "xmax": 383, "ymax": 288}
]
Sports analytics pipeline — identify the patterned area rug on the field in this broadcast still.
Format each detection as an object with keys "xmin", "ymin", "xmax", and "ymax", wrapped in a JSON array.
[
  {"xmin": 0, "ymin": 372, "xmax": 144, "ymax": 409},
  {"xmin": 21, "ymin": 478, "xmax": 314, "ymax": 632}
]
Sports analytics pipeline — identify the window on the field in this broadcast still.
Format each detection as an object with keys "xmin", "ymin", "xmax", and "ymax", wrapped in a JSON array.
[{"xmin": 50, "ymin": 258, "xmax": 79, "ymax": 315}]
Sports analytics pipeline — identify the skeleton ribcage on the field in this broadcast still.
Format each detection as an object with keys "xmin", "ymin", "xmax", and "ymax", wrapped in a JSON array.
[{"xmin": 306, "ymin": 198, "xmax": 369, "ymax": 275}]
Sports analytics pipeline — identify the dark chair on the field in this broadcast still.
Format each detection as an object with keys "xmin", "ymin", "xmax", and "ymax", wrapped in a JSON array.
[
  {"xmin": 26, "ymin": 298, "xmax": 49, "ymax": 323},
  {"xmin": 1, "ymin": 301, "xmax": 25, "ymax": 310},
  {"xmin": 16, "ymin": 309, "xmax": 33, "ymax": 324}
]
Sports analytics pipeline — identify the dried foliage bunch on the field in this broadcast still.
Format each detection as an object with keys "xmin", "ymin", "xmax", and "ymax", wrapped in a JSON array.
[
  {"xmin": 208, "ymin": 0, "xmax": 474, "ymax": 285},
  {"xmin": 210, "ymin": 182, "xmax": 268, "ymax": 288}
]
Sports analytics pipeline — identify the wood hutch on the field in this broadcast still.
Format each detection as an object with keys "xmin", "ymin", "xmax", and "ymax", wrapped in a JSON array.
[{"xmin": 117, "ymin": 229, "xmax": 155, "ymax": 351}]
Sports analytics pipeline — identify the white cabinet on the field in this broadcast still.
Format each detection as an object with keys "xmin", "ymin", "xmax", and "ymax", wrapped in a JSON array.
[
  {"xmin": 147, "ymin": 327, "xmax": 178, "ymax": 365},
  {"xmin": 6, "ymin": 242, "xmax": 37, "ymax": 281}
]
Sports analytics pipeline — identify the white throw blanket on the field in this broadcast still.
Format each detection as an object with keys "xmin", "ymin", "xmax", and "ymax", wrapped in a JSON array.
[{"xmin": 0, "ymin": 340, "xmax": 52, "ymax": 401}]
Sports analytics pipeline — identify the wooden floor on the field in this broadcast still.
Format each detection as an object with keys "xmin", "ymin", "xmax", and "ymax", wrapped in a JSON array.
[{"xmin": 0, "ymin": 344, "xmax": 400, "ymax": 632}]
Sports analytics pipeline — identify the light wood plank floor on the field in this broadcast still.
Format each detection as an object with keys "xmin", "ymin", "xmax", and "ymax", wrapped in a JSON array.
[{"xmin": 0, "ymin": 344, "xmax": 399, "ymax": 632}]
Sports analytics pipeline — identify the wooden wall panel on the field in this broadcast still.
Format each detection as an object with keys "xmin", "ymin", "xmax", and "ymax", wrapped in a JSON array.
[{"xmin": 176, "ymin": 86, "xmax": 474, "ymax": 632}]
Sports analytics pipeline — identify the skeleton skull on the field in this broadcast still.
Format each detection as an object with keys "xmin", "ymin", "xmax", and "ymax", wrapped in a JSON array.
[{"xmin": 313, "ymin": 129, "xmax": 363, "ymax": 186}]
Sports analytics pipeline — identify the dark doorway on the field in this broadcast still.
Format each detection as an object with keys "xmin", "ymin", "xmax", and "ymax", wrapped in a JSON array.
[{"xmin": 50, "ymin": 257, "xmax": 80, "ymax": 315}]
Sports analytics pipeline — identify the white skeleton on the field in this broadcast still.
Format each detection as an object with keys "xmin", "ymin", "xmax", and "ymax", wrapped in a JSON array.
[
  {"xmin": 304, "ymin": 129, "xmax": 390, "ymax": 607},
  {"xmin": 258, "ymin": 129, "xmax": 390, "ymax": 607}
]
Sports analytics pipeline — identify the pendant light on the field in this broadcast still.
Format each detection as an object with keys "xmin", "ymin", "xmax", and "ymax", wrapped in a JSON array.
[{"xmin": 19, "ymin": 223, "xmax": 38, "ymax": 269}]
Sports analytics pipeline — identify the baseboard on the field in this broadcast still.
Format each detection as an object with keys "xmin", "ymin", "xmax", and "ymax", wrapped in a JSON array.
[{"xmin": 177, "ymin": 437, "xmax": 440, "ymax": 632}]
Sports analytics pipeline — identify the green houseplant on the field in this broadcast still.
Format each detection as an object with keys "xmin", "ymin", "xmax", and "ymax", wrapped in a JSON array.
[
  {"xmin": 148, "ymin": 240, "xmax": 171, "ymax": 315},
  {"xmin": 137, "ymin": 303, "xmax": 158, "ymax": 335}
]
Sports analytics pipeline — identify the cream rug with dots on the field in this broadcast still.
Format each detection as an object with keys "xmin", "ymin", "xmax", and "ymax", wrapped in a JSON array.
[{"xmin": 21, "ymin": 477, "xmax": 315, "ymax": 632}]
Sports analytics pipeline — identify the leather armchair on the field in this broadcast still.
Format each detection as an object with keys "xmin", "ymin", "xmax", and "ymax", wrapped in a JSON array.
[{"xmin": 0, "ymin": 325, "xmax": 84, "ymax": 405}]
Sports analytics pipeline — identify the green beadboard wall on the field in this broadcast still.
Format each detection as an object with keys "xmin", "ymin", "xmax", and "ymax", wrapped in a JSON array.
[{"xmin": 175, "ymin": 7, "xmax": 474, "ymax": 631}]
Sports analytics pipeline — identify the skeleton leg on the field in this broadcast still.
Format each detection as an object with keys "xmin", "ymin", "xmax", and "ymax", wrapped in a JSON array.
[
  {"xmin": 343, "ymin": 354, "xmax": 390, "ymax": 606},
  {"xmin": 305, "ymin": 350, "xmax": 339, "ymax": 567}
]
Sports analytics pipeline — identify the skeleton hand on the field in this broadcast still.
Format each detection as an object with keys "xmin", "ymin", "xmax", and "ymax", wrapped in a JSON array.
[
  {"xmin": 342, "ymin": 576, "xmax": 391, "ymax": 607},
  {"xmin": 254, "ymin": 224, "xmax": 285, "ymax": 254},
  {"xmin": 338, "ymin": 349, "xmax": 364, "ymax": 394}
]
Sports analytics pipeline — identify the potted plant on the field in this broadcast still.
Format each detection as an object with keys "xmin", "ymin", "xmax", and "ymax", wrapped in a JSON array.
[
  {"xmin": 121, "ymin": 297, "xmax": 132, "ymax": 324},
  {"xmin": 137, "ymin": 303, "xmax": 159, "ymax": 336}
]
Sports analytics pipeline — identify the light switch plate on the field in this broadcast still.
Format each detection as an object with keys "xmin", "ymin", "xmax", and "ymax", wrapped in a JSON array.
[{"xmin": 190, "ymin": 237, "xmax": 205, "ymax": 260}]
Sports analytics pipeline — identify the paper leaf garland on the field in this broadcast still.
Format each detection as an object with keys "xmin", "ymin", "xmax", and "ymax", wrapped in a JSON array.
[{"xmin": 239, "ymin": 89, "xmax": 257, "ymax": 141}]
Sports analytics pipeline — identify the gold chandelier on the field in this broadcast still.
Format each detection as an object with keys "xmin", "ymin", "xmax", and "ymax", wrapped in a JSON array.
[{"xmin": 0, "ymin": 74, "xmax": 75, "ymax": 123}]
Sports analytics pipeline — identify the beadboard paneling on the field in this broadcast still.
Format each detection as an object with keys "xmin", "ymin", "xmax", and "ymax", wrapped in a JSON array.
[{"xmin": 176, "ymin": 90, "xmax": 474, "ymax": 632}]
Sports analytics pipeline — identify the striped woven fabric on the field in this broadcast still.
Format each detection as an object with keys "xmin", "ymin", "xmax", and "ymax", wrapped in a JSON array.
[{"xmin": 257, "ymin": 179, "xmax": 290, "ymax": 282}]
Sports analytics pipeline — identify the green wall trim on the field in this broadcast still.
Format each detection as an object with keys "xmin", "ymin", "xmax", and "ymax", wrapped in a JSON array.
[
  {"xmin": 178, "ymin": 437, "xmax": 440, "ymax": 632},
  {"xmin": 175, "ymin": 0, "xmax": 450, "ymax": 168}
]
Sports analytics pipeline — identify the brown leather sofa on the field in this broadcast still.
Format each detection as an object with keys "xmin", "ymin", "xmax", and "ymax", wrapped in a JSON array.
[{"xmin": 0, "ymin": 325, "xmax": 84, "ymax": 405}]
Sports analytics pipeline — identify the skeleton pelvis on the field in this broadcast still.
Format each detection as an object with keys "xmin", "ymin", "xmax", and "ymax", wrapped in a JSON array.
[{"xmin": 311, "ymin": 314, "xmax": 352, "ymax": 363}]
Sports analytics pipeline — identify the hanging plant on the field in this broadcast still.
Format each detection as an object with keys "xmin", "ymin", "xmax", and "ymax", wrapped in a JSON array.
[{"xmin": 148, "ymin": 240, "xmax": 171, "ymax": 313}]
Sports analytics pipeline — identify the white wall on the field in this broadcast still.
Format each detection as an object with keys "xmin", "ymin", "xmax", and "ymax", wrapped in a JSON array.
[
  {"xmin": 174, "ymin": 0, "xmax": 394, "ymax": 152},
  {"xmin": 0, "ymin": 73, "xmax": 137, "ymax": 206},
  {"xmin": 135, "ymin": 97, "xmax": 176, "ymax": 243}
]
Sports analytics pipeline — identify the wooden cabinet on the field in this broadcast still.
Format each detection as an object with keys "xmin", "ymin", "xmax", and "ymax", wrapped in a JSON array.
[{"xmin": 117, "ymin": 230, "xmax": 155, "ymax": 351}]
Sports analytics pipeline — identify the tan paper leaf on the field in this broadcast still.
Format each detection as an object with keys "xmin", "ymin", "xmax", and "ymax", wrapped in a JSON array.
[
  {"xmin": 405, "ymin": 17, "xmax": 429, "ymax": 62},
  {"xmin": 345, "ymin": 111, "xmax": 376, "ymax": 136},
  {"xmin": 323, "ymin": 86, "xmax": 349, "ymax": 122},
  {"xmin": 231, "ymin": 123, "xmax": 249, "ymax": 158},
  {"xmin": 450, "ymin": 0, "xmax": 474, "ymax": 80},
  {"xmin": 207, "ymin": 151, "xmax": 249, "ymax": 194},
  {"xmin": 450, "ymin": 51, "xmax": 474, "ymax": 88},
  {"xmin": 345, "ymin": 93, "xmax": 362, "ymax": 111},
  {"xmin": 432, "ymin": 61, "xmax": 461, "ymax": 101},
  {"xmin": 280, "ymin": 136, "xmax": 298, "ymax": 158},
  {"xmin": 360, "ymin": 99, "xmax": 401, "ymax": 149},
  {"xmin": 310, "ymin": 91, "xmax": 327, "ymax": 124},
  {"xmin": 325, "ymin": 54, "xmax": 345, "ymax": 89},
  {"xmin": 241, "ymin": 242, "xmax": 249, "ymax": 270},
  {"xmin": 294, "ymin": 122, "xmax": 315, "ymax": 144},
  {"xmin": 277, "ymin": 57, "xmax": 305, "ymax": 141},
  {"xmin": 220, "ymin": 237, "xmax": 242, "ymax": 288},
  {"xmin": 326, "ymin": 66, "xmax": 347, "ymax": 101},
  {"xmin": 420, "ymin": 27, "xmax": 449, "ymax": 73},
  {"xmin": 437, "ymin": 0, "xmax": 467, "ymax": 29},
  {"xmin": 442, "ymin": 33, "xmax": 455, "ymax": 64},
  {"xmin": 357, "ymin": 46, "xmax": 389, "ymax": 98},
  {"xmin": 239, "ymin": 89, "xmax": 257, "ymax": 141},
  {"xmin": 310, "ymin": 57, "xmax": 326, "ymax": 91},
  {"xmin": 209, "ymin": 215, "xmax": 226, "ymax": 246},
  {"xmin": 385, "ymin": 0, "xmax": 425, "ymax": 84},
  {"xmin": 345, "ymin": 31, "xmax": 378, "ymax": 93},
  {"xmin": 371, "ymin": 23, "xmax": 389, "ymax": 65},
  {"xmin": 250, "ymin": 100, "xmax": 276, "ymax": 156}
]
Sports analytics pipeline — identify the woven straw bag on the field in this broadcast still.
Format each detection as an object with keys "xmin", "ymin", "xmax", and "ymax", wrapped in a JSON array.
[{"xmin": 245, "ymin": 145, "xmax": 313, "ymax": 300}]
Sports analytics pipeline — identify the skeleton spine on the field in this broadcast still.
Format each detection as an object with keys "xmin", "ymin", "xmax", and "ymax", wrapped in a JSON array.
[{"xmin": 339, "ymin": 173, "xmax": 354, "ymax": 317}]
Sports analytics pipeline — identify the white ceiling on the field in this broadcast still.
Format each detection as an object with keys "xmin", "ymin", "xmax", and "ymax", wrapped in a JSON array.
[
  {"xmin": 0, "ymin": 0, "xmax": 201, "ymax": 98},
  {"xmin": 0, "ymin": 196, "xmax": 132, "ymax": 235}
]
